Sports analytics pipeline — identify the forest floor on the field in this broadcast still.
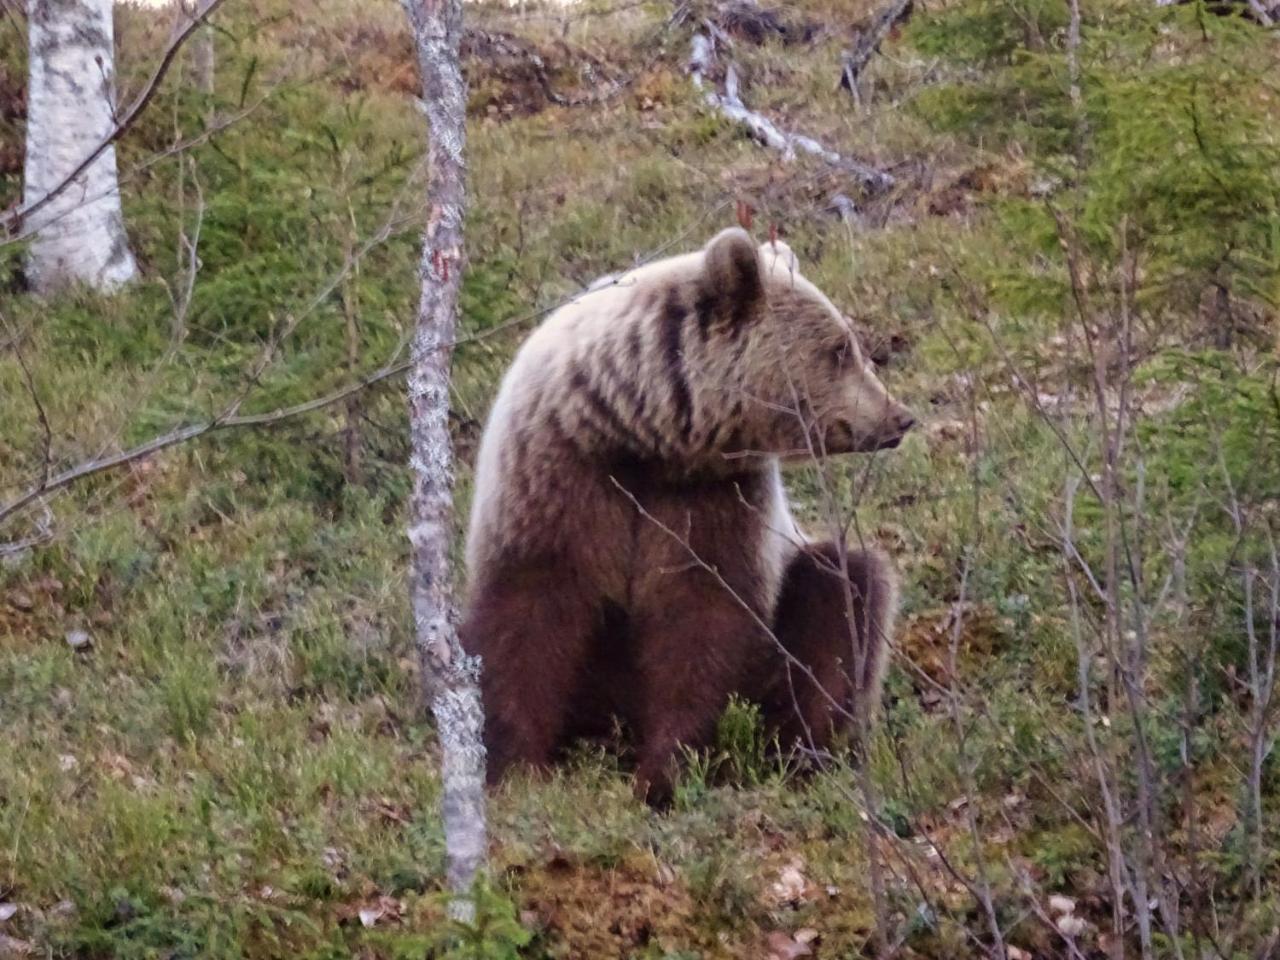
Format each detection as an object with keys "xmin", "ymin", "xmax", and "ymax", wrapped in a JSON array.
[{"xmin": 2, "ymin": 0, "xmax": 1279, "ymax": 957}]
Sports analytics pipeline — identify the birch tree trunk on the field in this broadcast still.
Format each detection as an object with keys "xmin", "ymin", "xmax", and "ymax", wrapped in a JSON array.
[
  {"xmin": 23, "ymin": 0, "xmax": 138, "ymax": 294},
  {"xmin": 403, "ymin": 0, "xmax": 487, "ymax": 919}
]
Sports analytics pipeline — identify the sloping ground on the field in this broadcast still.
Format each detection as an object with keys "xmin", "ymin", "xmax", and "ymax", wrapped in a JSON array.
[{"xmin": 2, "ymin": 0, "xmax": 1279, "ymax": 957}]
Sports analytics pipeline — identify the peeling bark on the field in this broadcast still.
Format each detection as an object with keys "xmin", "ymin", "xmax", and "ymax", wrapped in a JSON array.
[
  {"xmin": 403, "ymin": 0, "xmax": 487, "ymax": 920},
  {"xmin": 23, "ymin": 0, "xmax": 138, "ymax": 293}
]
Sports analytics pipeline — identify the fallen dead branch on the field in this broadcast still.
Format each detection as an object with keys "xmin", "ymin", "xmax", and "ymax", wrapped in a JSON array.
[
  {"xmin": 0, "ymin": 351, "xmax": 410, "ymax": 532},
  {"xmin": 840, "ymin": 0, "xmax": 914, "ymax": 101},
  {"xmin": 1155, "ymin": 0, "xmax": 1277, "ymax": 26},
  {"xmin": 688, "ymin": 31, "xmax": 893, "ymax": 193}
]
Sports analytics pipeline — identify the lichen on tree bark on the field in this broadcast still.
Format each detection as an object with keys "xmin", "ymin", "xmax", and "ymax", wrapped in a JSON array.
[{"xmin": 402, "ymin": 0, "xmax": 487, "ymax": 919}]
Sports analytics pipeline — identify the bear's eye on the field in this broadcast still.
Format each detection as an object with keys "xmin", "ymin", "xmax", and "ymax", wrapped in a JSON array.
[{"xmin": 829, "ymin": 344, "xmax": 850, "ymax": 369}]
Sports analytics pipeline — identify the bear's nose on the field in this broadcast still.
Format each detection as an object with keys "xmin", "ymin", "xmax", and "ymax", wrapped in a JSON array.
[{"xmin": 895, "ymin": 412, "xmax": 917, "ymax": 434}]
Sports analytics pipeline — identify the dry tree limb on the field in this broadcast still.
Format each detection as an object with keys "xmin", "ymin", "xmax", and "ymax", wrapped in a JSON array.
[
  {"xmin": 1155, "ymin": 0, "xmax": 1276, "ymax": 26},
  {"xmin": 840, "ymin": 0, "xmax": 914, "ymax": 100},
  {"xmin": 688, "ymin": 31, "xmax": 893, "ymax": 193},
  {"xmin": 161, "ymin": 156, "xmax": 205, "ymax": 350},
  {"xmin": 1243, "ymin": 0, "xmax": 1277, "ymax": 22},
  {"xmin": 0, "ymin": 352, "xmax": 410, "ymax": 529}
]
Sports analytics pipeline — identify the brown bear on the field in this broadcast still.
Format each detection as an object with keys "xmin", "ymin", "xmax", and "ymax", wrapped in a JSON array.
[{"xmin": 460, "ymin": 228, "xmax": 914, "ymax": 803}]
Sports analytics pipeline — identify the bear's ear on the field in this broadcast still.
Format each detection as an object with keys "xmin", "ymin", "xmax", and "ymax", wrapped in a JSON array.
[
  {"xmin": 759, "ymin": 239, "xmax": 799, "ymax": 276},
  {"xmin": 700, "ymin": 227, "xmax": 765, "ymax": 326}
]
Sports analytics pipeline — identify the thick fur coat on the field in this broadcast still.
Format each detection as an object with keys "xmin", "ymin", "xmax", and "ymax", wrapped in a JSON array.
[{"xmin": 461, "ymin": 228, "xmax": 915, "ymax": 801}]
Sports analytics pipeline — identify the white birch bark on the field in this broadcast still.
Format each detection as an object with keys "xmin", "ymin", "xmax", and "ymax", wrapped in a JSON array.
[
  {"xmin": 403, "ymin": 0, "xmax": 486, "ymax": 920},
  {"xmin": 23, "ymin": 0, "xmax": 138, "ymax": 294}
]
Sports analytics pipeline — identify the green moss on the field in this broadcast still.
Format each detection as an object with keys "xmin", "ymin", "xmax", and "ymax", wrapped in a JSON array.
[{"xmin": 3, "ymin": 0, "xmax": 1280, "ymax": 955}]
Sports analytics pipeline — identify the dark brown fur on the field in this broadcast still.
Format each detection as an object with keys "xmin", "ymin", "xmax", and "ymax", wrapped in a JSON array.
[
  {"xmin": 462, "ymin": 457, "xmax": 894, "ymax": 805},
  {"xmin": 753, "ymin": 542, "xmax": 895, "ymax": 754},
  {"xmin": 463, "ymin": 454, "xmax": 778, "ymax": 804},
  {"xmin": 460, "ymin": 230, "xmax": 910, "ymax": 805}
]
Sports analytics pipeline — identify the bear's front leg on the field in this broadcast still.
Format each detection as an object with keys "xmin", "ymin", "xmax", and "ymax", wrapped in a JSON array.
[
  {"xmin": 458, "ymin": 561, "xmax": 602, "ymax": 784},
  {"xmin": 628, "ymin": 578, "xmax": 764, "ymax": 806},
  {"xmin": 759, "ymin": 541, "xmax": 898, "ymax": 755}
]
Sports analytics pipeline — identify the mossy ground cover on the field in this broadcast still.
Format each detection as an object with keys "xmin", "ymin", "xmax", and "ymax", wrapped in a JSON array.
[{"xmin": 2, "ymin": 1, "xmax": 1279, "ymax": 956}]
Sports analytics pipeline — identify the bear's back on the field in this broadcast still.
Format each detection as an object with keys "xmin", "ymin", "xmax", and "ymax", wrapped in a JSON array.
[{"xmin": 466, "ymin": 251, "xmax": 707, "ymax": 573}]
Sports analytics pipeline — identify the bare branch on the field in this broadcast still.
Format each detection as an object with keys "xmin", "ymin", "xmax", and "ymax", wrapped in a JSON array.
[
  {"xmin": 161, "ymin": 155, "xmax": 205, "ymax": 351},
  {"xmin": 0, "ymin": 345, "xmax": 417, "ymax": 530},
  {"xmin": 840, "ymin": 0, "xmax": 914, "ymax": 100},
  {"xmin": 0, "ymin": 310, "xmax": 52, "ymax": 491}
]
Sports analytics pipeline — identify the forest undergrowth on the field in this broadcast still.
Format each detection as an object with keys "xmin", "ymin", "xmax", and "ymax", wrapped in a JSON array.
[{"xmin": 1, "ymin": 0, "xmax": 1279, "ymax": 956}]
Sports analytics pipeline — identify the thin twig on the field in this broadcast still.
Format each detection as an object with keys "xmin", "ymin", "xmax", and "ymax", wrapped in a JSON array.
[
  {"xmin": 0, "ymin": 310, "xmax": 52, "ymax": 491},
  {"xmin": 840, "ymin": 0, "xmax": 914, "ymax": 100}
]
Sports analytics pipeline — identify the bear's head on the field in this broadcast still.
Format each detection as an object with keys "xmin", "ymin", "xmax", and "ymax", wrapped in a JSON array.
[{"xmin": 696, "ymin": 228, "xmax": 916, "ymax": 459}]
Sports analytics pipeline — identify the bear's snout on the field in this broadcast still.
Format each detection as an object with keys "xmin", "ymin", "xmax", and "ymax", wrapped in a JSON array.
[
  {"xmin": 839, "ymin": 402, "xmax": 914, "ymax": 453},
  {"xmin": 886, "ymin": 409, "xmax": 917, "ymax": 443},
  {"xmin": 873, "ymin": 407, "xmax": 917, "ymax": 450}
]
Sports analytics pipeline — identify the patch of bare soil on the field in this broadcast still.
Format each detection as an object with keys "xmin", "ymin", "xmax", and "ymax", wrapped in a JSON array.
[{"xmin": 509, "ymin": 850, "xmax": 733, "ymax": 959}]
